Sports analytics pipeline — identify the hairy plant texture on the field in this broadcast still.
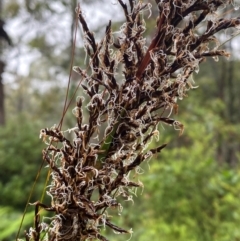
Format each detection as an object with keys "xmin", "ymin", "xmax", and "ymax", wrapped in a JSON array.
[{"xmin": 24, "ymin": 1, "xmax": 240, "ymax": 241}]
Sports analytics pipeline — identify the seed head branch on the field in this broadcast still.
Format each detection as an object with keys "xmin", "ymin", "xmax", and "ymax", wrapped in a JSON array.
[{"xmin": 24, "ymin": 1, "xmax": 240, "ymax": 241}]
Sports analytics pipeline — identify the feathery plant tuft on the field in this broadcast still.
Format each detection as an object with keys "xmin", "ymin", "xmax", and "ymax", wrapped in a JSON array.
[{"xmin": 22, "ymin": 1, "xmax": 240, "ymax": 241}]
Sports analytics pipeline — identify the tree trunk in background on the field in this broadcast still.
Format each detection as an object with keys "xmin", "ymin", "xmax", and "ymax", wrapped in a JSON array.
[
  {"xmin": 0, "ymin": 60, "xmax": 5, "ymax": 125},
  {"xmin": 212, "ymin": 40, "xmax": 237, "ymax": 166},
  {"xmin": 225, "ymin": 41, "xmax": 235, "ymax": 166},
  {"xmin": 0, "ymin": 0, "xmax": 5, "ymax": 126}
]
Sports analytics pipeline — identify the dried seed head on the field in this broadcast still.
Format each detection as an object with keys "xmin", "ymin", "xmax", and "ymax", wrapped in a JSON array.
[{"xmin": 26, "ymin": 1, "xmax": 240, "ymax": 240}]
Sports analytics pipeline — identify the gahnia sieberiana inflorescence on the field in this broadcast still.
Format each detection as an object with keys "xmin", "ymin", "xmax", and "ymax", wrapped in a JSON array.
[{"xmin": 23, "ymin": 1, "xmax": 240, "ymax": 241}]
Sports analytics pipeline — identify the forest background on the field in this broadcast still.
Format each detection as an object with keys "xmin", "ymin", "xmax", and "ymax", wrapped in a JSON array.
[{"xmin": 0, "ymin": 1, "xmax": 240, "ymax": 241}]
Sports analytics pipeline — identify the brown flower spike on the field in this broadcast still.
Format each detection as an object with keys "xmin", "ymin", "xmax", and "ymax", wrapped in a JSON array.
[{"xmin": 24, "ymin": 1, "xmax": 239, "ymax": 241}]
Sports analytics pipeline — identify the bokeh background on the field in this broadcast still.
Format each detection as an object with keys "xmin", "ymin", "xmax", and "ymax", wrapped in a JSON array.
[{"xmin": 1, "ymin": 1, "xmax": 240, "ymax": 240}]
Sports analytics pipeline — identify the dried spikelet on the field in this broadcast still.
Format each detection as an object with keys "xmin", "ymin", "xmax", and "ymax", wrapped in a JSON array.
[{"xmin": 24, "ymin": 1, "xmax": 240, "ymax": 241}]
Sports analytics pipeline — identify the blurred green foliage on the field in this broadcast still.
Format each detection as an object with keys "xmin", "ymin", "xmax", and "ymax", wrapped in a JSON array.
[
  {"xmin": 0, "ymin": 206, "xmax": 34, "ymax": 241},
  {"xmin": 0, "ymin": 116, "xmax": 49, "ymax": 209}
]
